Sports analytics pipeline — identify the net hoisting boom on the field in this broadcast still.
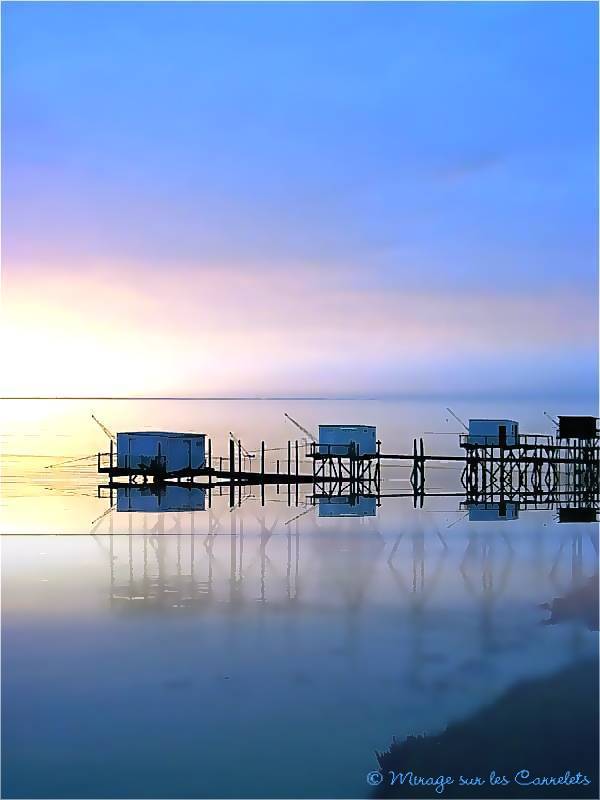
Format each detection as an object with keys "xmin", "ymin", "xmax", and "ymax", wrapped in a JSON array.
[
  {"xmin": 446, "ymin": 407, "xmax": 468, "ymax": 432},
  {"xmin": 229, "ymin": 431, "xmax": 255, "ymax": 460},
  {"xmin": 284, "ymin": 413, "xmax": 317, "ymax": 443},
  {"xmin": 91, "ymin": 414, "xmax": 117, "ymax": 443}
]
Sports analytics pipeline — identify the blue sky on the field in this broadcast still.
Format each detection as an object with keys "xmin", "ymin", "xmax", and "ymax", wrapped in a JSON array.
[{"xmin": 2, "ymin": 2, "xmax": 598, "ymax": 398}]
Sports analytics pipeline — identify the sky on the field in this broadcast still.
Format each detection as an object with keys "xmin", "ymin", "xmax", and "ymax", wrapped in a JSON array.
[{"xmin": 1, "ymin": 1, "xmax": 598, "ymax": 399}]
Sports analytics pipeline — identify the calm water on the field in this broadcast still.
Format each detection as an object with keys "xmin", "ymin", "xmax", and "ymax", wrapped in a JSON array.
[{"xmin": 1, "ymin": 399, "xmax": 598, "ymax": 799}]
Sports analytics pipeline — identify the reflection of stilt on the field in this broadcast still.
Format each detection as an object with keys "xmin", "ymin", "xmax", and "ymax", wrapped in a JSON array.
[
  {"xmin": 460, "ymin": 532, "xmax": 514, "ymax": 660},
  {"xmin": 108, "ymin": 520, "xmax": 213, "ymax": 610},
  {"xmin": 230, "ymin": 513, "xmax": 236, "ymax": 601},
  {"xmin": 228, "ymin": 512, "xmax": 245, "ymax": 605},
  {"xmin": 240, "ymin": 519, "xmax": 244, "ymax": 583},
  {"xmin": 248, "ymin": 513, "xmax": 278, "ymax": 604},
  {"xmin": 190, "ymin": 512, "xmax": 195, "ymax": 579},
  {"xmin": 287, "ymin": 529, "xmax": 292, "ymax": 601},
  {"xmin": 259, "ymin": 519, "xmax": 280, "ymax": 595},
  {"xmin": 260, "ymin": 537, "xmax": 266, "ymax": 604},
  {"xmin": 546, "ymin": 531, "xmax": 598, "ymax": 654},
  {"xmin": 109, "ymin": 522, "xmax": 114, "ymax": 597},
  {"xmin": 202, "ymin": 508, "xmax": 230, "ymax": 582},
  {"xmin": 313, "ymin": 519, "xmax": 385, "ymax": 614},
  {"xmin": 295, "ymin": 519, "xmax": 300, "ymax": 601},
  {"xmin": 285, "ymin": 518, "xmax": 301, "ymax": 601},
  {"xmin": 204, "ymin": 529, "xmax": 214, "ymax": 596},
  {"xmin": 549, "ymin": 532, "xmax": 595, "ymax": 593},
  {"xmin": 571, "ymin": 534, "xmax": 582, "ymax": 586},
  {"xmin": 143, "ymin": 522, "xmax": 149, "ymax": 599},
  {"xmin": 388, "ymin": 528, "xmax": 448, "ymax": 689},
  {"xmin": 128, "ymin": 513, "xmax": 133, "ymax": 593},
  {"xmin": 313, "ymin": 520, "xmax": 385, "ymax": 657}
]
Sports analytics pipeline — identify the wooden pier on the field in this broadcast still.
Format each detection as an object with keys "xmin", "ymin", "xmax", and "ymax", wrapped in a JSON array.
[{"xmin": 97, "ymin": 423, "xmax": 599, "ymax": 518}]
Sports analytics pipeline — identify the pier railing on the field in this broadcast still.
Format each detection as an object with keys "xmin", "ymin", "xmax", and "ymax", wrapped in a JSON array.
[
  {"xmin": 459, "ymin": 433, "xmax": 554, "ymax": 448},
  {"xmin": 307, "ymin": 442, "xmax": 380, "ymax": 459},
  {"xmin": 97, "ymin": 451, "xmax": 112, "ymax": 472}
]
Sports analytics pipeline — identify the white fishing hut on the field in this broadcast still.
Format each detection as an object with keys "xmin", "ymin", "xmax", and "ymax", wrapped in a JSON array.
[
  {"xmin": 116, "ymin": 431, "xmax": 206, "ymax": 473},
  {"xmin": 318, "ymin": 425, "xmax": 377, "ymax": 457},
  {"xmin": 467, "ymin": 420, "xmax": 519, "ymax": 447}
]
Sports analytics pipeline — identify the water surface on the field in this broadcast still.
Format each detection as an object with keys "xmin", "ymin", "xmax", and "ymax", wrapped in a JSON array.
[{"xmin": 1, "ymin": 399, "xmax": 597, "ymax": 798}]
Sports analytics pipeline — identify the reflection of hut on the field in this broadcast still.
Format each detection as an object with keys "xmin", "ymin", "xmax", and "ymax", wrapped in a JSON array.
[
  {"xmin": 467, "ymin": 501, "xmax": 519, "ymax": 521},
  {"xmin": 318, "ymin": 495, "xmax": 376, "ymax": 517},
  {"xmin": 116, "ymin": 484, "xmax": 206, "ymax": 513},
  {"xmin": 558, "ymin": 507, "xmax": 598, "ymax": 524}
]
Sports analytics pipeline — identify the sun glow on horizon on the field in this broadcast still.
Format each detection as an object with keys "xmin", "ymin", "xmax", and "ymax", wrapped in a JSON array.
[{"xmin": 1, "ymin": 258, "xmax": 597, "ymax": 399}]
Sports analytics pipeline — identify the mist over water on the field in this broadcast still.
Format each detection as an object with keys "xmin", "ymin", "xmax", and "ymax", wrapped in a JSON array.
[{"xmin": 1, "ymin": 399, "xmax": 598, "ymax": 798}]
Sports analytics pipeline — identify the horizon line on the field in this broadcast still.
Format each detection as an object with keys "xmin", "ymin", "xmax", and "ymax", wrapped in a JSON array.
[{"xmin": 1, "ymin": 393, "xmax": 598, "ymax": 403}]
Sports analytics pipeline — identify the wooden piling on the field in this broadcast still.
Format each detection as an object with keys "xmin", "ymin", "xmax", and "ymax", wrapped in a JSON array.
[
  {"xmin": 229, "ymin": 438, "xmax": 235, "ymax": 480},
  {"xmin": 260, "ymin": 441, "xmax": 265, "ymax": 506}
]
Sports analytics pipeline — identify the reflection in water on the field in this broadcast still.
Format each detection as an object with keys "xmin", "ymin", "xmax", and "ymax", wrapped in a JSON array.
[
  {"xmin": 466, "ymin": 502, "xmax": 519, "ymax": 522},
  {"xmin": 116, "ymin": 483, "xmax": 206, "ymax": 513},
  {"xmin": 109, "ymin": 531, "xmax": 212, "ymax": 612},
  {"xmin": 387, "ymin": 529, "xmax": 448, "ymax": 690},
  {"xmin": 3, "ymin": 505, "xmax": 599, "ymax": 799},
  {"xmin": 1, "ymin": 399, "xmax": 598, "ymax": 799},
  {"xmin": 460, "ymin": 532, "xmax": 514, "ymax": 658},
  {"xmin": 318, "ymin": 495, "xmax": 377, "ymax": 517}
]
